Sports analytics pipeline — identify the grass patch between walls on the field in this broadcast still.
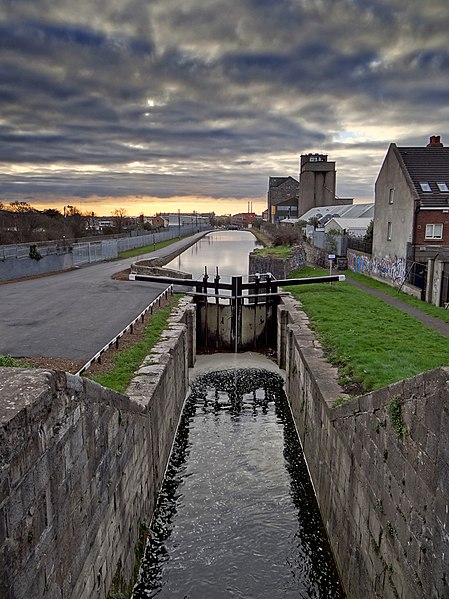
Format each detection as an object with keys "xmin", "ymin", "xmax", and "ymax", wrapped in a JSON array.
[
  {"xmin": 284, "ymin": 267, "xmax": 449, "ymax": 394},
  {"xmin": 252, "ymin": 245, "xmax": 292, "ymax": 258},
  {"xmin": 87, "ymin": 294, "xmax": 182, "ymax": 393}
]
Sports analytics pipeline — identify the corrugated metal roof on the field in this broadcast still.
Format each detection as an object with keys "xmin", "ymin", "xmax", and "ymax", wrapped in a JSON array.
[
  {"xmin": 325, "ymin": 217, "xmax": 372, "ymax": 229},
  {"xmin": 298, "ymin": 203, "xmax": 374, "ymax": 221}
]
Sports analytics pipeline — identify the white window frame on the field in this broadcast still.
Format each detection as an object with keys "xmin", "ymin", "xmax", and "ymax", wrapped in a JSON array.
[
  {"xmin": 425, "ymin": 224, "xmax": 443, "ymax": 240},
  {"xmin": 387, "ymin": 221, "xmax": 392, "ymax": 241},
  {"xmin": 419, "ymin": 182, "xmax": 432, "ymax": 192},
  {"xmin": 437, "ymin": 182, "xmax": 449, "ymax": 192},
  {"xmin": 388, "ymin": 188, "xmax": 395, "ymax": 204}
]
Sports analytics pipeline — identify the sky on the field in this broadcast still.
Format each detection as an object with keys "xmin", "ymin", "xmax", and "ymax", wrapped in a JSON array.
[{"xmin": 1, "ymin": 0, "xmax": 449, "ymax": 216}]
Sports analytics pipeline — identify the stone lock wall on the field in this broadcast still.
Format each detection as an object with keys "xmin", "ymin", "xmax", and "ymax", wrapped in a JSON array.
[
  {"xmin": 279, "ymin": 296, "xmax": 449, "ymax": 599},
  {"xmin": 0, "ymin": 298, "xmax": 196, "ymax": 599},
  {"xmin": 248, "ymin": 245, "xmax": 306, "ymax": 279}
]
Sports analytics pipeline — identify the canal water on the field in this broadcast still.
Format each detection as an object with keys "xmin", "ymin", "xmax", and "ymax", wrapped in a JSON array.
[
  {"xmin": 132, "ymin": 364, "xmax": 345, "ymax": 598},
  {"xmin": 165, "ymin": 229, "xmax": 262, "ymax": 280},
  {"xmin": 132, "ymin": 232, "xmax": 344, "ymax": 597}
]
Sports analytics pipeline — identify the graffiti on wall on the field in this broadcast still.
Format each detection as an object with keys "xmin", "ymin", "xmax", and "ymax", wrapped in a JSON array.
[
  {"xmin": 348, "ymin": 251, "xmax": 372, "ymax": 274},
  {"xmin": 372, "ymin": 255, "xmax": 406, "ymax": 284},
  {"xmin": 348, "ymin": 250, "xmax": 406, "ymax": 284}
]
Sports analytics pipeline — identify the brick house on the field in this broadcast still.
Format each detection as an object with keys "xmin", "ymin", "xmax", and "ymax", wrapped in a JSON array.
[
  {"xmin": 267, "ymin": 176, "xmax": 299, "ymax": 223},
  {"xmin": 230, "ymin": 212, "xmax": 256, "ymax": 228},
  {"xmin": 372, "ymin": 135, "xmax": 449, "ymax": 305}
]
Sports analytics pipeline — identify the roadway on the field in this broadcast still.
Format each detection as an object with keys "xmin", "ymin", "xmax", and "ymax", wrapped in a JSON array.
[{"xmin": 0, "ymin": 232, "xmax": 207, "ymax": 361}]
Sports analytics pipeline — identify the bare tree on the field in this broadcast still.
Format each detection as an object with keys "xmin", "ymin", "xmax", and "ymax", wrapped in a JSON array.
[
  {"xmin": 112, "ymin": 208, "xmax": 128, "ymax": 233},
  {"xmin": 65, "ymin": 205, "xmax": 87, "ymax": 238}
]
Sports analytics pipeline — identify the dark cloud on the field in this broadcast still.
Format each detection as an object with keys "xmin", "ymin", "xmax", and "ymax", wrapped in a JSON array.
[{"xmin": 0, "ymin": 0, "xmax": 448, "ymax": 205}]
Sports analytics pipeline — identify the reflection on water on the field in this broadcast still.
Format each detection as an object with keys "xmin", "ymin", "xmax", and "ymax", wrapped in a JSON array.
[
  {"xmin": 165, "ymin": 230, "xmax": 262, "ymax": 281},
  {"xmin": 132, "ymin": 369, "xmax": 345, "ymax": 599}
]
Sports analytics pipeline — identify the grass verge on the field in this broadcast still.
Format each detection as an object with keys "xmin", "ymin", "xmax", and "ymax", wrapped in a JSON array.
[
  {"xmin": 345, "ymin": 270, "xmax": 449, "ymax": 324},
  {"xmin": 87, "ymin": 294, "xmax": 182, "ymax": 393},
  {"xmin": 0, "ymin": 354, "xmax": 25, "ymax": 367},
  {"xmin": 252, "ymin": 245, "xmax": 292, "ymax": 258},
  {"xmin": 118, "ymin": 236, "xmax": 188, "ymax": 259},
  {"xmin": 284, "ymin": 266, "xmax": 449, "ymax": 394}
]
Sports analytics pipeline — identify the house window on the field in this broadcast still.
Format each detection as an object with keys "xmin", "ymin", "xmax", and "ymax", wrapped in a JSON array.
[
  {"xmin": 387, "ymin": 221, "xmax": 392, "ymax": 241},
  {"xmin": 437, "ymin": 182, "xmax": 449, "ymax": 192},
  {"xmin": 388, "ymin": 188, "xmax": 395, "ymax": 204},
  {"xmin": 425, "ymin": 224, "xmax": 443, "ymax": 240},
  {"xmin": 419, "ymin": 182, "xmax": 432, "ymax": 192}
]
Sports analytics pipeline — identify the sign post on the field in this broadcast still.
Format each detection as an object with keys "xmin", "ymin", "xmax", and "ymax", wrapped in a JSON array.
[{"xmin": 328, "ymin": 254, "xmax": 336, "ymax": 277}]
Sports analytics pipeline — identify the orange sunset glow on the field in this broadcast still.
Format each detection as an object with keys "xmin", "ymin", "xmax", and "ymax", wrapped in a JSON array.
[{"xmin": 28, "ymin": 195, "xmax": 267, "ymax": 217}]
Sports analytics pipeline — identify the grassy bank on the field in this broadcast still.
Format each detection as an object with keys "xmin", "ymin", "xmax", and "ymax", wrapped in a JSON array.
[
  {"xmin": 284, "ymin": 267, "xmax": 449, "ymax": 394},
  {"xmin": 88, "ymin": 294, "xmax": 182, "ymax": 393},
  {"xmin": 345, "ymin": 270, "xmax": 449, "ymax": 324},
  {"xmin": 118, "ymin": 236, "xmax": 187, "ymax": 259},
  {"xmin": 252, "ymin": 245, "xmax": 292, "ymax": 258},
  {"xmin": 0, "ymin": 355, "xmax": 24, "ymax": 367}
]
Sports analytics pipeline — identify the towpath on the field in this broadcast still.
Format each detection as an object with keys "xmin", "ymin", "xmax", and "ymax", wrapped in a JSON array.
[
  {"xmin": 345, "ymin": 277, "xmax": 449, "ymax": 338},
  {"xmin": 0, "ymin": 232, "xmax": 207, "ymax": 362}
]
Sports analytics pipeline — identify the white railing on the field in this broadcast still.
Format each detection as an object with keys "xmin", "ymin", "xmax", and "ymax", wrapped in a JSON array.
[{"xmin": 76, "ymin": 285, "xmax": 173, "ymax": 376}]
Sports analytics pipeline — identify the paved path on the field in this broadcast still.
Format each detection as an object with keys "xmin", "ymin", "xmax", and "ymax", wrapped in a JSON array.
[
  {"xmin": 0, "ymin": 232, "xmax": 207, "ymax": 361},
  {"xmin": 345, "ymin": 277, "xmax": 449, "ymax": 338}
]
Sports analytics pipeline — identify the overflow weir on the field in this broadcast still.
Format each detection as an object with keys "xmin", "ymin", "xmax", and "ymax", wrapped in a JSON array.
[{"xmin": 1, "ymin": 232, "xmax": 448, "ymax": 599}]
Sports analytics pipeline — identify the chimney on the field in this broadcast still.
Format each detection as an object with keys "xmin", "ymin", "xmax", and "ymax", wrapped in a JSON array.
[{"xmin": 427, "ymin": 135, "xmax": 443, "ymax": 148}]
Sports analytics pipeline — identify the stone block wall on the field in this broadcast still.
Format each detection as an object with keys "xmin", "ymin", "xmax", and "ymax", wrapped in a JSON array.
[
  {"xmin": 0, "ymin": 252, "xmax": 74, "ymax": 281},
  {"xmin": 279, "ymin": 296, "xmax": 449, "ymax": 599},
  {"xmin": 0, "ymin": 298, "xmax": 195, "ymax": 599},
  {"xmin": 248, "ymin": 245, "xmax": 306, "ymax": 279}
]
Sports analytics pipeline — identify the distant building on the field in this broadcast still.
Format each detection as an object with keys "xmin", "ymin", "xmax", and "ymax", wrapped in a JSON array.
[
  {"xmin": 267, "ymin": 176, "xmax": 299, "ymax": 223},
  {"xmin": 298, "ymin": 153, "xmax": 336, "ymax": 215},
  {"xmin": 283, "ymin": 203, "xmax": 374, "ymax": 225},
  {"xmin": 324, "ymin": 217, "xmax": 372, "ymax": 237},
  {"xmin": 267, "ymin": 152, "xmax": 352, "ymax": 223},
  {"xmin": 93, "ymin": 218, "xmax": 114, "ymax": 231},
  {"xmin": 230, "ymin": 212, "xmax": 256, "ymax": 228},
  {"xmin": 159, "ymin": 213, "xmax": 208, "ymax": 227},
  {"xmin": 149, "ymin": 215, "xmax": 168, "ymax": 228}
]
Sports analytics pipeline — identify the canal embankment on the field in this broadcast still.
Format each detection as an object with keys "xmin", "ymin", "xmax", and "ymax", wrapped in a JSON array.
[
  {"xmin": 279, "ymin": 294, "xmax": 449, "ymax": 599},
  {"xmin": 0, "ymin": 296, "xmax": 196, "ymax": 599}
]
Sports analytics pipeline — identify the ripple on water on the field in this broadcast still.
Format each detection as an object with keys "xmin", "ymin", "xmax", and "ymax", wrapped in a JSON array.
[{"xmin": 132, "ymin": 368, "xmax": 345, "ymax": 598}]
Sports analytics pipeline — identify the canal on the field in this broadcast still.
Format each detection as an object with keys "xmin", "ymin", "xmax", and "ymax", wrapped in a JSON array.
[
  {"xmin": 132, "ymin": 231, "xmax": 344, "ymax": 597},
  {"xmin": 165, "ymin": 229, "xmax": 262, "ymax": 280}
]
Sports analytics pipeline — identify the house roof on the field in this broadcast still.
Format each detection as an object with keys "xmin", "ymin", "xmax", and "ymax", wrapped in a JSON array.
[
  {"xmin": 298, "ymin": 203, "xmax": 374, "ymax": 221},
  {"xmin": 325, "ymin": 217, "xmax": 372, "ymax": 230},
  {"xmin": 268, "ymin": 176, "xmax": 298, "ymax": 188},
  {"xmin": 396, "ymin": 145, "xmax": 449, "ymax": 208}
]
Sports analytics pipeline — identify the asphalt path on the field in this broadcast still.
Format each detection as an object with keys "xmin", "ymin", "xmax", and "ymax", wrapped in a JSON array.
[{"xmin": 0, "ymin": 233, "xmax": 207, "ymax": 361}]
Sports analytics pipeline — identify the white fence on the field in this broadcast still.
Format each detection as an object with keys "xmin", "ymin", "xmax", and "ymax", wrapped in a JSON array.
[{"xmin": 72, "ymin": 225, "xmax": 206, "ymax": 266}]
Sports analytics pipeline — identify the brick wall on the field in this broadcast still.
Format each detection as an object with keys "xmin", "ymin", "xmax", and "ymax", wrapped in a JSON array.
[
  {"xmin": 279, "ymin": 296, "xmax": 449, "ymax": 599},
  {"xmin": 415, "ymin": 211, "xmax": 449, "ymax": 246}
]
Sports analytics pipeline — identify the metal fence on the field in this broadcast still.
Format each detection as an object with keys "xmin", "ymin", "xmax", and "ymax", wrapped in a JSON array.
[
  {"xmin": 347, "ymin": 237, "xmax": 372, "ymax": 254},
  {"xmin": 0, "ymin": 241, "xmax": 68, "ymax": 261},
  {"xmin": 1, "ymin": 224, "xmax": 209, "ymax": 266},
  {"xmin": 72, "ymin": 240, "xmax": 118, "ymax": 265},
  {"xmin": 72, "ymin": 225, "xmax": 208, "ymax": 265},
  {"xmin": 404, "ymin": 260, "xmax": 427, "ymax": 298}
]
